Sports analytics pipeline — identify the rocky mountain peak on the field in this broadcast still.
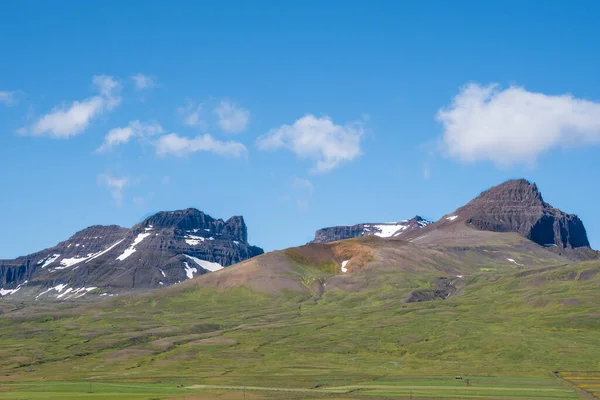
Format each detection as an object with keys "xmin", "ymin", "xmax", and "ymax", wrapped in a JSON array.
[
  {"xmin": 136, "ymin": 208, "xmax": 248, "ymax": 243},
  {"xmin": 451, "ymin": 179, "xmax": 590, "ymax": 249},
  {"xmin": 466, "ymin": 179, "xmax": 544, "ymax": 207},
  {"xmin": 312, "ymin": 215, "xmax": 432, "ymax": 244}
]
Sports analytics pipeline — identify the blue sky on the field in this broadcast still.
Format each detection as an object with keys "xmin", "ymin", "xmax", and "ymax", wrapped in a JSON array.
[{"xmin": 2, "ymin": 0, "xmax": 600, "ymax": 258}]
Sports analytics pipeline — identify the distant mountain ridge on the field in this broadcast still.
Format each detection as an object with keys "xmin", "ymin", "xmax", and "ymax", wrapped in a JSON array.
[
  {"xmin": 0, "ymin": 208, "xmax": 263, "ymax": 300},
  {"xmin": 311, "ymin": 216, "xmax": 432, "ymax": 243}
]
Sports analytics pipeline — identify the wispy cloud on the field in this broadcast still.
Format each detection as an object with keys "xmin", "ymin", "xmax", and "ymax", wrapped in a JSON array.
[
  {"xmin": 257, "ymin": 114, "xmax": 364, "ymax": 173},
  {"xmin": 0, "ymin": 90, "xmax": 23, "ymax": 106},
  {"xmin": 132, "ymin": 73, "xmax": 156, "ymax": 90},
  {"xmin": 155, "ymin": 133, "xmax": 247, "ymax": 158},
  {"xmin": 177, "ymin": 99, "xmax": 205, "ymax": 129},
  {"xmin": 22, "ymin": 76, "xmax": 121, "ymax": 139},
  {"xmin": 423, "ymin": 166, "xmax": 431, "ymax": 179},
  {"xmin": 97, "ymin": 120, "xmax": 164, "ymax": 152},
  {"xmin": 289, "ymin": 177, "xmax": 314, "ymax": 211},
  {"xmin": 292, "ymin": 177, "xmax": 314, "ymax": 192},
  {"xmin": 214, "ymin": 100, "xmax": 250, "ymax": 133},
  {"xmin": 436, "ymin": 82, "xmax": 600, "ymax": 167},
  {"xmin": 97, "ymin": 173, "xmax": 128, "ymax": 206}
]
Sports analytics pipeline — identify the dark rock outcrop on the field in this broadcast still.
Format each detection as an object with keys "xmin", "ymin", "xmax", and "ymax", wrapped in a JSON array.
[
  {"xmin": 0, "ymin": 209, "xmax": 263, "ymax": 300},
  {"xmin": 451, "ymin": 179, "xmax": 590, "ymax": 249},
  {"xmin": 312, "ymin": 216, "xmax": 431, "ymax": 244}
]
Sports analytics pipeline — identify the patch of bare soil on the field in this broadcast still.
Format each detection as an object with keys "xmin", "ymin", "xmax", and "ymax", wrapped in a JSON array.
[{"xmin": 578, "ymin": 269, "xmax": 598, "ymax": 281}]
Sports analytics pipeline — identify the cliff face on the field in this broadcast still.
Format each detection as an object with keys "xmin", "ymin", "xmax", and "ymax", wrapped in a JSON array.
[
  {"xmin": 454, "ymin": 179, "xmax": 590, "ymax": 249},
  {"xmin": 312, "ymin": 216, "xmax": 431, "ymax": 244},
  {"xmin": 0, "ymin": 209, "xmax": 263, "ymax": 300}
]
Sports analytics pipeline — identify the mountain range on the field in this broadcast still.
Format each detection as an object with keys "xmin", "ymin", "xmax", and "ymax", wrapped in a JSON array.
[
  {"xmin": 0, "ymin": 178, "xmax": 596, "ymax": 302},
  {"xmin": 1, "ymin": 178, "xmax": 595, "ymax": 302},
  {"xmin": 1, "ymin": 178, "xmax": 599, "ymax": 394},
  {"xmin": 0, "ymin": 209, "xmax": 263, "ymax": 300}
]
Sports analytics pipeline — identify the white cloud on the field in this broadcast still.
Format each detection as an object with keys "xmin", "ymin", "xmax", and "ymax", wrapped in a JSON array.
[
  {"xmin": 436, "ymin": 82, "xmax": 600, "ymax": 167},
  {"xmin": 97, "ymin": 120, "xmax": 164, "ymax": 152},
  {"xmin": 98, "ymin": 173, "xmax": 128, "ymax": 206},
  {"xmin": 132, "ymin": 73, "xmax": 156, "ymax": 90},
  {"xmin": 257, "ymin": 114, "xmax": 364, "ymax": 173},
  {"xmin": 0, "ymin": 90, "xmax": 22, "ymax": 106},
  {"xmin": 24, "ymin": 75, "xmax": 121, "ymax": 139},
  {"xmin": 177, "ymin": 100, "xmax": 205, "ymax": 129},
  {"xmin": 214, "ymin": 100, "xmax": 250, "ymax": 133},
  {"xmin": 155, "ymin": 133, "xmax": 248, "ymax": 158}
]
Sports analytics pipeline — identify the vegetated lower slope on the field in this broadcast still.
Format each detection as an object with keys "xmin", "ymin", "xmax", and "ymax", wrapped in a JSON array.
[
  {"xmin": 0, "ymin": 178, "xmax": 598, "ymax": 389},
  {"xmin": 0, "ymin": 256, "xmax": 598, "ymax": 387}
]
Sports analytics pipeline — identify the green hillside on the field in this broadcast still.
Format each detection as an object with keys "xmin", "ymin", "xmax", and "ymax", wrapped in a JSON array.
[{"xmin": 0, "ymin": 239, "xmax": 598, "ymax": 398}]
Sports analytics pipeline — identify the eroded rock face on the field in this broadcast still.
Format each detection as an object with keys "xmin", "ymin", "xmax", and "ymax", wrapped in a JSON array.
[
  {"xmin": 312, "ymin": 216, "xmax": 431, "ymax": 244},
  {"xmin": 0, "ymin": 209, "xmax": 263, "ymax": 300},
  {"xmin": 456, "ymin": 179, "xmax": 590, "ymax": 249}
]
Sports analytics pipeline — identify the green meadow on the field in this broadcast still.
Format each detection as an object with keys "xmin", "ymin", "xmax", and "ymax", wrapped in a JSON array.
[{"xmin": 1, "ymin": 259, "xmax": 599, "ymax": 399}]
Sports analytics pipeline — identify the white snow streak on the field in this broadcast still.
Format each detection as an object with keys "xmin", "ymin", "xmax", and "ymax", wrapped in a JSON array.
[
  {"xmin": 341, "ymin": 260, "xmax": 349, "ymax": 273},
  {"xmin": 58, "ymin": 256, "xmax": 90, "ymax": 269},
  {"xmin": 85, "ymin": 239, "xmax": 125, "ymax": 263},
  {"xmin": 446, "ymin": 215, "xmax": 458, "ymax": 221},
  {"xmin": 507, "ymin": 258, "xmax": 523, "ymax": 266},
  {"xmin": 38, "ymin": 253, "xmax": 60, "ymax": 268},
  {"xmin": 116, "ymin": 232, "xmax": 151, "ymax": 261},
  {"xmin": 0, "ymin": 287, "xmax": 20, "ymax": 296}
]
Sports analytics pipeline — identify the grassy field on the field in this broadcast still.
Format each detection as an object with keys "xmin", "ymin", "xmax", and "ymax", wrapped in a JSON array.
[
  {"xmin": 0, "ymin": 244, "xmax": 598, "ymax": 399},
  {"xmin": 0, "ymin": 375, "xmax": 587, "ymax": 399}
]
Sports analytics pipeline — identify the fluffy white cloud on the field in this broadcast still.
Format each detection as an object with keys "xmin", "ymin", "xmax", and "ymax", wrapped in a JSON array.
[
  {"xmin": 214, "ymin": 100, "xmax": 250, "ymax": 133},
  {"xmin": 97, "ymin": 120, "xmax": 164, "ymax": 152},
  {"xmin": 0, "ymin": 90, "xmax": 21, "ymax": 106},
  {"xmin": 257, "ymin": 114, "xmax": 364, "ymax": 173},
  {"xmin": 24, "ymin": 76, "xmax": 121, "ymax": 139},
  {"xmin": 155, "ymin": 133, "xmax": 247, "ymax": 158},
  {"xmin": 132, "ymin": 73, "xmax": 156, "ymax": 90},
  {"xmin": 436, "ymin": 83, "xmax": 600, "ymax": 167},
  {"xmin": 97, "ymin": 173, "xmax": 128, "ymax": 206}
]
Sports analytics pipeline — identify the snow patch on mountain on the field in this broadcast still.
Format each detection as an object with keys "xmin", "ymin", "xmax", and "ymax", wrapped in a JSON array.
[
  {"xmin": 85, "ymin": 239, "xmax": 125, "ymax": 263},
  {"xmin": 58, "ymin": 255, "xmax": 91, "ymax": 269},
  {"xmin": 183, "ymin": 254, "xmax": 223, "ymax": 272},
  {"xmin": 341, "ymin": 260, "xmax": 349, "ymax": 273},
  {"xmin": 38, "ymin": 254, "xmax": 60, "ymax": 269},
  {"xmin": 183, "ymin": 261, "xmax": 198, "ymax": 279},
  {"xmin": 185, "ymin": 234, "xmax": 205, "ymax": 246},
  {"xmin": 363, "ymin": 222, "xmax": 409, "ymax": 238},
  {"xmin": 116, "ymin": 232, "xmax": 152, "ymax": 261}
]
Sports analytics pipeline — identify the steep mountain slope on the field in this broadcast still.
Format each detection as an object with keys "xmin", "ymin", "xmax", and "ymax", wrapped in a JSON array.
[
  {"xmin": 0, "ymin": 208, "xmax": 263, "ymax": 300},
  {"xmin": 405, "ymin": 179, "xmax": 597, "ymax": 261},
  {"xmin": 312, "ymin": 216, "xmax": 431, "ymax": 243}
]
